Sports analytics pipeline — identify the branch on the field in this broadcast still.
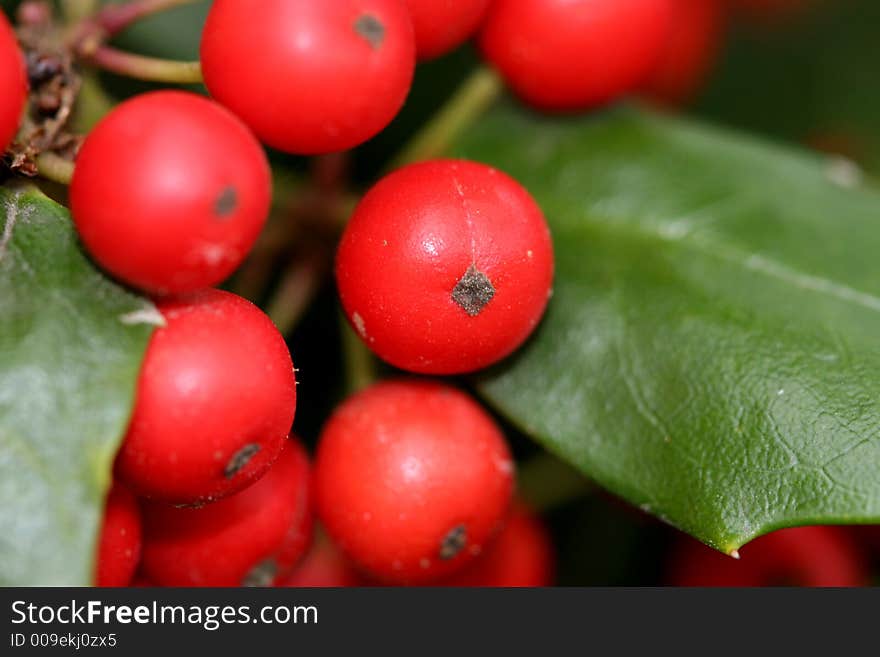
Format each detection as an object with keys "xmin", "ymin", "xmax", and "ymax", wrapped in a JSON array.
[{"xmin": 390, "ymin": 66, "xmax": 503, "ymax": 169}]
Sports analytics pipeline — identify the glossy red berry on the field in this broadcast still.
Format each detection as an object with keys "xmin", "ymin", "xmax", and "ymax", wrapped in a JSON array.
[
  {"xmin": 142, "ymin": 439, "xmax": 313, "ymax": 587},
  {"xmin": 443, "ymin": 503, "xmax": 555, "ymax": 587},
  {"xmin": 666, "ymin": 526, "xmax": 869, "ymax": 587},
  {"xmin": 479, "ymin": 0, "xmax": 673, "ymax": 111},
  {"xmin": 336, "ymin": 159, "xmax": 554, "ymax": 375},
  {"xmin": 641, "ymin": 0, "xmax": 727, "ymax": 106},
  {"xmin": 403, "ymin": 0, "xmax": 492, "ymax": 60},
  {"xmin": 95, "ymin": 483, "xmax": 142, "ymax": 587},
  {"xmin": 116, "ymin": 289, "xmax": 296, "ymax": 505},
  {"xmin": 0, "ymin": 12, "xmax": 27, "ymax": 153},
  {"xmin": 314, "ymin": 380, "xmax": 515, "ymax": 584},
  {"xmin": 70, "ymin": 91, "xmax": 271, "ymax": 295},
  {"xmin": 200, "ymin": 0, "xmax": 415, "ymax": 155},
  {"xmin": 280, "ymin": 529, "xmax": 365, "ymax": 588}
]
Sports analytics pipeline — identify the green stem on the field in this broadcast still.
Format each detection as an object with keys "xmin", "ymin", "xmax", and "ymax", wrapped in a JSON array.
[
  {"xmin": 35, "ymin": 153, "xmax": 75, "ymax": 186},
  {"xmin": 265, "ymin": 252, "xmax": 326, "ymax": 336},
  {"xmin": 517, "ymin": 452, "xmax": 594, "ymax": 512},
  {"xmin": 96, "ymin": 0, "xmax": 203, "ymax": 36},
  {"xmin": 86, "ymin": 46, "xmax": 202, "ymax": 84},
  {"xmin": 390, "ymin": 66, "xmax": 503, "ymax": 169},
  {"xmin": 341, "ymin": 312, "xmax": 377, "ymax": 394}
]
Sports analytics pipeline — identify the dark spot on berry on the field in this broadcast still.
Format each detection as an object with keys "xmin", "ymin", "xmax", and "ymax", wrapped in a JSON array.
[
  {"xmin": 439, "ymin": 524, "xmax": 467, "ymax": 560},
  {"xmin": 224, "ymin": 443, "xmax": 260, "ymax": 479},
  {"xmin": 214, "ymin": 186, "xmax": 238, "ymax": 218},
  {"xmin": 452, "ymin": 265, "xmax": 495, "ymax": 316},
  {"xmin": 355, "ymin": 14, "xmax": 385, "ymax": 49},
  {"xmin": 242, "ymin": 558, "xmax": 277, "ymax": 587}
]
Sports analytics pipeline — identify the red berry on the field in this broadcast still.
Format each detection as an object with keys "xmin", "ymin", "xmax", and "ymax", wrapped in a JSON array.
[
  {"xmin": 403, "ymin": 0, "xmax": 492, "ymax": 60},
  {"xmin": 666, "ymin": 526, "xmax": 869, "ymax": 587},
  {"xmin": 442, "ymin": 503, "xmax": 555, "ymax": 587},
  {"xmin": 70, "ymin": 91, "xmax": 271, "ymax": 295},
  {"xmin": 116, "ymin": 289, "xmax": 296, "ymax": 505},
  {"xmin": 0, "ymin": 12, "xmax": 27, "ymax": 153},
  {"xmin": 95, "ymin": 483, "xmax": 142, "ymax": 587},
  {"xmin": 336, "ymin": 159, "xmax": 554, "ymax": 375},
  {"xmin": 200, "ymin": 0, "xmax": 415, "ymax": 155},
  {"xmin": 142, "ymin": 439, "xmax": 313, "ymax": 587},
  {"xmin": 641, "ymin": 0, "xmax": 727, "ymax": 106},
  {"xmin": 479, "ymin": 0, "xmax": 673, "ymax": 111},
  {"xmin": 314, "ymin": 380, "xmax": 515, "ymax": 584},
  {"xmin": 280, "ymin": 529, "xmax": 365, "ymax": 588}
]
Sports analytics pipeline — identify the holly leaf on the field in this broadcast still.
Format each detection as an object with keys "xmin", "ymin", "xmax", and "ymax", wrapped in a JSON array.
[
  {"xmin": 454, "ymin": 103, "xmax": 880, "ymax": 553},
  {"xmin": 0, "ymin": 184, "xmax": 157, "ymax": 585}
]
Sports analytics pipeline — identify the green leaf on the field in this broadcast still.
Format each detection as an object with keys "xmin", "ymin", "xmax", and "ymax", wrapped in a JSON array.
[
  {"xmin": 454, "ymin": 103, "xmax": 880, "ymax": 553},
  {"xmin": 102, "ymin": 0, "xmax": 210, "ymax": 61},
  {"xmin": 0, "ymin": 184, "xmax": 157, "ymax": 585}
]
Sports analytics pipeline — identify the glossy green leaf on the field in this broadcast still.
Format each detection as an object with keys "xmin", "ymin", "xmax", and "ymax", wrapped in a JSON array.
[
  {"xmin": 0, "ymin": 184, "xmax": 157, "ymax": 585},
  {"xmin": 454, "ymin": 103, "xmax": 880, "ymax": 553}
]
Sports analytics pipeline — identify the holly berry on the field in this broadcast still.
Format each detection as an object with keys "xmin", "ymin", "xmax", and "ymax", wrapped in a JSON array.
[
  {"xmin": 95, "ymin": 483, "xmax": 142, "ymax": 587},
  {"xmin": 403, "ymin": 0, "xmax": 492, "ymax": 60},
  {"xmin": 336, "ymin": 159, "xmax": 554, "ymax": 375},
  {"xmin": 70, "ymin": 91, "xmax": 271, "ymax": 295},
  {"xmin": 200, "ymin": 0, "xmax": 415, "ymax": 155},
  {"xmin": 0, "ymin": 11, "xmax": 27, "ymax": 153},
  {"xmin": 479, "ymin": 0, "xmax": 673, "ymax": 111},
  {"xmin": 142, "ymin": 439, "xmax": 313, "ymax": 587},
  {"xmin": 442, "ymin": 503, "xmax": 555, "ymax": 587},
  {"xmin": 116, "ymin": 289, "xmax": 296, "ymax": 505},
  {"xmin": 666, "ymin": 526, "xmax": 869, "ymax": 587},
  {"xmin": 280, "ymin": 529, "xmax": 365, "ymax": 588},
  {"xmin": 314, "ymin": 380, "xmax": 515, "ymax": 584},
  {"xmin": 641, "ymin": 0, "xmax": 727, "ymax": 106}
]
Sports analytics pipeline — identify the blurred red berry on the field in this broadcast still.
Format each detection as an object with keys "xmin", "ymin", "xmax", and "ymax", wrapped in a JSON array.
[
  {"xmin": 666, "ymin": 526, "xmax": 869, "ymax": 587},
  {"xmin": 142, "ymin": 439, "xmax": 313, "ymax": 587},
  {"xmin": 641, "ymin": 0, "xmax": 727, "ymax": 106},
  {"xmin": 479, "ymin": 0, "xmax": 673, "ymax": 111},
  {"xmin": 280, "ymin": 529, "xmax": 366, "ymax": 588},
  {"xmin": 95, "ymin": 483, "xmax": 142, "ymax": 587},
  {"xmin": 442, "ymin": 503, "xmax": 555, "ymax": 587}
]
